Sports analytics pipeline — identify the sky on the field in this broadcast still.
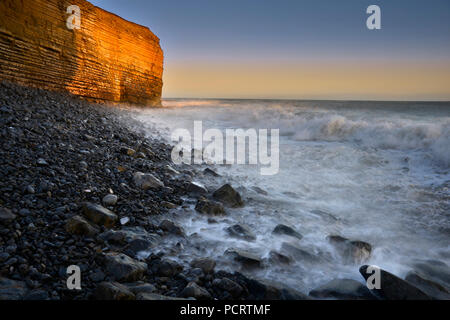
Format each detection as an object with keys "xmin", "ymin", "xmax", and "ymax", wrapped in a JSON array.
[{"xmin": 89, "ymin": 0, "xmax": 450, "ymax": 100}]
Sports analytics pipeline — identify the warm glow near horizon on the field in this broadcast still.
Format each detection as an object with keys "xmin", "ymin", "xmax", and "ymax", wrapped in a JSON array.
[{"xmin": 163, "ymin": 60, "xmax": 450, "ymax": 101}]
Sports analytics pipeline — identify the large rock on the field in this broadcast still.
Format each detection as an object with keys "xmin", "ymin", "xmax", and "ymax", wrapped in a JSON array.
[
  {"xmin": 359, "ymin": 265, "xmax": 431, "ymax": 300},
  {"xmin": 309, "ymin": 279, "xmax": 375, "ymax": 300},
  {"xmin": 212, "ymin": 278, "xmax": 244, "ymax": 298},
  {"xmin": 65, "ymin": 215, "xmax": 99, "ymax": 236},
  {"xmin": 133, "ymin": 172, "xmax": 164, "ymax": 190},
  {"xmin": 272, "ymin": 224, "xmax": 303, "ymax": 240},
  {"xmin": 410, "ymin": 260, "xmax": 450, "ymax": 292},
  {"xmin": 0, "ymin": 207, "xmax": 16, "ymax": 225},
  {"xmin": 180, "ymin": 282, "xmax": 212, "ymax": 300},
  {"xmin": 405, "ymin": 272, "xmax": 450, "ymax": 300},
  {"xmin": 212, "ymin": 184, "xmax": 244, "ymax": 207},
  {"xmin": 159, "ymin": 220, "xmax": 185, "ymax": 237},
  {"xmin": 104, "ymin": 253, "xmax": 147, "ymax": 282},
  {"xmin": 226, "ymin": 224, "xmax": 256, "ymax": 241},
  {"xmin": 0, "ymin": 278, "xmax": 28, "ymax": 300},
  {"xmin": 82, "ymin": 202, "xmax": 118, "ymax": 228},
  {"xmin": 195, "ymin": 199, "xmax": 225, "ymax": 215},
  {"xmin": 0, "ymin": 0, "xmax": 164, "ymax": 106},
  {"xmin": 154, "ymin": 259, "xmax": 183, "ymax": 277},
  {"xmin": 281, "ymin": 242, "xmax": 321, "ymax": 263},
  {"xmin": 268, "ymin": 250, "xmax": 293, "ymax": 265},
  {"xmin": 190, "ymin": 258, "xmax": 216, "ymax": 274},
  {"xmin": 327, "ymin": 235, "xmax": 372, "ymax": 264},
  {"xmin": 225, "ymin": 248, "xmax": 262, "ymax": 268},
  {"xmin": 94, "ymin": 282, "xmax": 135, "ymax": 300},
  {"xmin": 187, "ymin": 182, "xmax": 208, "ymax": 194}
]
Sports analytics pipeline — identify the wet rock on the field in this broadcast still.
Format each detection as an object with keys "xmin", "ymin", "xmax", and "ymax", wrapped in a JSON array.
[
  {"xmin": 213, "ymin": 184, "xmax": 244, "ymax": 207},
  {"xmin": 204, "ymin": 168, "xmax": 220, "ymax": 177},
  {"xmin": 225, "ymin": 248, "xmax": 262, "ymax": 268},
  {"xmin": 125, "ymin": 283, "xmax": 157, "ymax": 295},
  {"xmin": 226, "ymin": 224, "xmax": 256, "ymax": 241},
  {"xmin": 410, "ymin": 260, "xmax": 450, "ymax": 291},
  {"xmin": 104, "ymin": 253, "xmax": 147, "ymax": 282},
  {"xmin": 327, "ymin": 235, "xmax": 372, "ymax": 264},
  {"xmin": 133, "ymin": 172, "xmax": 164, "ymax": 190},
  {"xmin": 159, "ymin": 220, "xmax": 185, "ymax": 237},
  {"xmin": 359, "ymin": 265, "xmax": 431, "ymax": 300},
  {"xmin": 154, "ymin": 259, "xmax": 183, "ymax": 277},
  {"xmin": 99, "ymin": 227, "xmax": 160, "ymax": 248},
  {"xmin": 190, "ymin": 258, "xmax": 216, "ymax": 274},
  {"xmin": 268, "ymin": 250, "xmax": 292, "ymax": 265},
  {"xmin": 94, "ymin": 282, "xmax": 135, "ymax": 300},
  {"xmin": 195, "ymin": 199, "xmax": 225, "ymax": 215},
  {"xmin": 233, "ymin": 275, "xmax": 308, "ymax": 300},
  {"xmin": 281, "ymin": 242, "xmax": 320, "ymax": 263},
  {"xmin": 102, "ymin": 194, "xmax": 118, "ymax": 206},
  {"xmin": 213, "ymin": 278, "xmax": 244, "ymax": 298},
  {"xmin": 125, "ymin": 238, "xmax": 156, "ymax": 257},
  {"xmin": 181, "ymin": 282, "xmax": 211, "ymax": 300},
  {"xmin": 309, "ymin": 279, "xmax": 375, "ymax": 300},
  {"xmin": 65, "ymin": 215, "xmax": 99, "ymax": 236},
  {"xmin": 0, "ymin": 277, "xmax": 28, "ymax": 300},
  {"xmin": 272, "ymin": 224, "xmax": 303, "ymax": 240},
  {"xmin": 187, "ymin": 181, "xmax": 208, "ymax": 194},
  {"xmin": 252, "ymin": 186, "xmax": 268, "ymax": 196},
  {"xmin": 0, "ymin": 207, "xmax": 16, "ymax": 225},
  {"xmin": 405, "ymin": 272, "xmax": 450, "ymax": 300},
  {"xmin": 82, "ymin": 202, "xmax": 118, "ymax": 228}
]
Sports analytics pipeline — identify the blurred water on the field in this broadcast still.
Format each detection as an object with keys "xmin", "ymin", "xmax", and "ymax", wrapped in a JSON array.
[{"xmin": 131, "ymin": 99, "xmax": 450, "ymax": 292}]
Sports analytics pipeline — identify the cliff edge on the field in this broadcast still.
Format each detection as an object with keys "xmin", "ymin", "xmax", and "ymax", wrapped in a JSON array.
[{"xmin": 0, "ymin": 0, "xmax": 163, "ymax": 106}]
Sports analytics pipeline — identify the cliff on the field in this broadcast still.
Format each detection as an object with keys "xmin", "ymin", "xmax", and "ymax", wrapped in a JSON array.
[{"xmin": 0, "ymin": 0, "xmax": 163, "ymax": 106}]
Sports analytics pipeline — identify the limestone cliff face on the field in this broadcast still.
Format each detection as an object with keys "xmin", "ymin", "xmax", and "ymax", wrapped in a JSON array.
[{"xmin": 0, "ymin": 0, "xmax": 163, "ymax": 106}]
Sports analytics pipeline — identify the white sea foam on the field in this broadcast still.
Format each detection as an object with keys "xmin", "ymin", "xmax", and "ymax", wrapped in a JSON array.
[{"xmin": 131, "ymin": 99, "xmax": 450, "ymax": 292}]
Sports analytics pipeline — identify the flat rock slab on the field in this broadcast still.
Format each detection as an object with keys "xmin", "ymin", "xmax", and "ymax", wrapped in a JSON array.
[
  {"xmin": 104, "ymin": 253, "xmax": 147, "ymax": 282},
  {"xmin": 133, "ymin": 172, "xmax": 164, "ymax": 190},
  {"xmin": 82, "ymin": 202, "xmax": 118, "ymax": 228},
  {"xmin": 65, "ymin": 215, "xmax": 99, "ymax": 236}
]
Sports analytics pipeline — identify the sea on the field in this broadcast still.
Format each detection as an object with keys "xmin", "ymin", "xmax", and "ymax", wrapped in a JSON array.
[{"xmin": 130, "ymin": 99, "xmax": 450, "ymax": 293}]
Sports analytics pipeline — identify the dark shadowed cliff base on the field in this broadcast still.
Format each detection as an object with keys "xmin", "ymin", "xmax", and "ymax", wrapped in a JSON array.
[{"xmin": 1, "ymin": 82, "xmax": 449, "ymax": 301}]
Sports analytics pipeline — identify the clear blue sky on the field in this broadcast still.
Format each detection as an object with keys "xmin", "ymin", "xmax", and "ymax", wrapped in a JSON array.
[{"xmin": 89, "ymin": 0, "xmax": 450, "ymax": 100}]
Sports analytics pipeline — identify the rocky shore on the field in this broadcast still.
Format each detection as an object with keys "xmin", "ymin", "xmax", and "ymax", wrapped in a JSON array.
[{"xmin": 0, "ymin": 82, "xmax": 449, "ymax": 300}]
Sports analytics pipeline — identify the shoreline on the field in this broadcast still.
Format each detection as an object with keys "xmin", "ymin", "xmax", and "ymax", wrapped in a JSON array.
[
  {"xmin": 0, "ymin": 81, "xmax": 308, "ymax": 300},
  {"xmin": 0, "ymin": 82, "xmax": 448, "ymax": 301}
]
